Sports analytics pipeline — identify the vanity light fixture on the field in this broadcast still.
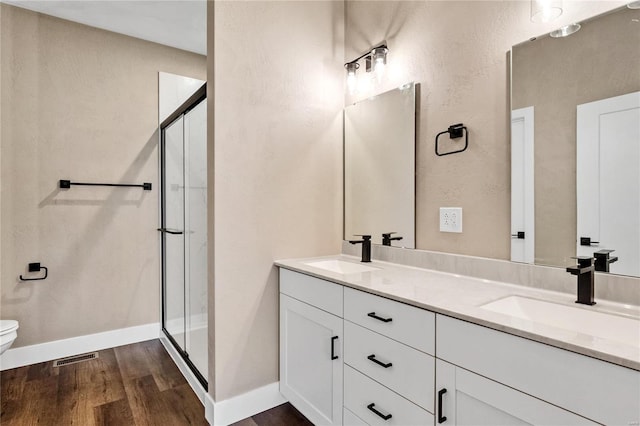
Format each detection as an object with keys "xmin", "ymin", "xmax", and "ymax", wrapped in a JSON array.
[
  {"xmin": 345, "ymin": 62, "xmax": 359, "ymax": 93},
  {"xmin": 531, "ymin": 0, "xmax": 563, "ymax": 23},
  {"xmin": 550, "ymin": 23, "xmax": 581, "ymax": 38},
  {"xmin": 344, "ymin": 43, "xmax": 388, "ymax": 92}
]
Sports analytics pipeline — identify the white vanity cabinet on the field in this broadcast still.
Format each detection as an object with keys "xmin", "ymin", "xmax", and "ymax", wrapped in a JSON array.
[
  {"xmin": 279, "ymin": 266, "xmax": 640, "ymax": 426},
  {"xmin": 436, "ymin": 315, "xmax": 640, "ymax": 426},
  {"xmin": 280, "ymin": 270, "xmax": 344, "ymax": 425}
]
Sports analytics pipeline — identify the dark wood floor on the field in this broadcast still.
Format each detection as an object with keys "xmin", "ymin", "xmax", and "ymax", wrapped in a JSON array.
[
  {"xmin": 232, "ymin": 403, "xmax": 312, "ymax": 426},
  {"xmin": 0, "ymin": 339, "xmax": 207, "ymax": 425},
  {"xmin": 1, "ymin": 339, "xmax": 312, "ymax": 426}
]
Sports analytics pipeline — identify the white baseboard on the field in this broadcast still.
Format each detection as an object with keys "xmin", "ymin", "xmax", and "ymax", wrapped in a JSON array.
[
  {"xmin": 159, "ymin": 334, "xmax": 206, "ymax": 404},
  {"xmin": 0, "ymin": 322, "xmax": 160, "ymax": 371},
  {"xmin": 205, "ymin": 382, "xmax": 287, "ymax": 426}
]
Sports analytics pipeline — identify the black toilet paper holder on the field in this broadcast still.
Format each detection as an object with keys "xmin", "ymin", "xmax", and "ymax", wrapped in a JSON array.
[{"xmin": 19, "ymin": 263, "xmax": 48, "ymax": 281}]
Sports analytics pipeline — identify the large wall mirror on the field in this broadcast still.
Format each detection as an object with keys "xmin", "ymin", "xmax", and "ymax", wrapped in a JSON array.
[
  {"xmin": 511, "ymin": 5, "xmax": 640, "ymax": 277},
  {"xmin": 344, "ymin": 83, "xmax": 416, "ymax": 248}
]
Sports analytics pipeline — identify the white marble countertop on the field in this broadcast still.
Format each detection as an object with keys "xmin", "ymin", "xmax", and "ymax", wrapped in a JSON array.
[{"xmin": 276, "ymin": 254, "xmax": 640, "ymax": 371}]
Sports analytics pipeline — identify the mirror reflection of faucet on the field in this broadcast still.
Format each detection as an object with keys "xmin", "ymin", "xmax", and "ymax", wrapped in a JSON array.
[
  {"xmin": 593, "ymin": 249, "xmax": 618, "ymax": 273},
  {"xmin": 566, "ymin": 256, "xmax": 596, "ymax": 305},
  {"xmin": 382, "ymin": 232, "xmax": 403, "ymax": 246},
  {"xmin": 349, "ymin": 235, "xmax": 371, "ymax": 263}
]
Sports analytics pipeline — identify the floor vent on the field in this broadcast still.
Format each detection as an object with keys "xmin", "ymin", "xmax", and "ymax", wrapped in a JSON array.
[{"xmin": 53, "ymin": 352, "xmax": 99, "ymax": 367}]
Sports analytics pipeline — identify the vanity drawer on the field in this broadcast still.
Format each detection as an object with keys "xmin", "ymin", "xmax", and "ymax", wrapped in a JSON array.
[
  {"xmin": 280, "ymin": 268, "xmax": 343, "ymax": 317},
  {"xmin": 344, "ymin": 365, "xmax": 434, "ymax": 426},
  {"xmin": 344, "ymin": 321, "xmax": 434, "ymax": 412},
  {"xmin": 344, "ymin": 287, "xmax": 435, "ymax": 354}
]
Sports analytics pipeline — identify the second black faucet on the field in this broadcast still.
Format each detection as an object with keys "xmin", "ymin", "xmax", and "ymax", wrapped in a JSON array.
[{"xmin": 349, "ymin": 235, "xmax": 371, "ymax": 262}]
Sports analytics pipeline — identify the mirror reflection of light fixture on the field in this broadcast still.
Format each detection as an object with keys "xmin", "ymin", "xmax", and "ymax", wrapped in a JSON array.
[
  {"xmin": 531, "ymin": 0, "xmax": 563, "ymax": 23},
  {"xmin": 344, "ymin": 43, "xmax": 388, "ymax": 93},
  {"xmin": 550, "ymin": 22, "xmax": 581, "ymax": 38}
]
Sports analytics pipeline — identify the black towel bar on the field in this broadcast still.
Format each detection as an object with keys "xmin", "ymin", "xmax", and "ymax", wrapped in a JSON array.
[{"xmin": 60, "ymin": 180, "xmax": 151, "ymax": 190}]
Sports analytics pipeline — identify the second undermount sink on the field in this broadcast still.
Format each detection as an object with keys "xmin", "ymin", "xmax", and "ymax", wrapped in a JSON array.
[
  {"xmin": 481, "ymin": 295, "xmax": 640, "ymax": 347},
  {"xmin": 304, "ymin": 259, "xmax": 380, "ymax": 274}
]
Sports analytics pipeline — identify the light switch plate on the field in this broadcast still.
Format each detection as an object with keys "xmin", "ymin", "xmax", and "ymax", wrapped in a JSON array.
[{"xmin": 440, "ymin": 207, "xmax": 462, "ymax": 233}]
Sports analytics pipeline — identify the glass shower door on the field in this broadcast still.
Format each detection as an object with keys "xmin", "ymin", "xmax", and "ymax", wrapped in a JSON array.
[
  {"xmin": 160, "ymin": 91, "xmax": 208, "ymax": 387},
  {"xmin": 162, "ymin": 116, "xmax": 186, "ymax": 351},
  {"xmin": 184, "ymin": 100, "xmax": 208, "ymax": 380}
]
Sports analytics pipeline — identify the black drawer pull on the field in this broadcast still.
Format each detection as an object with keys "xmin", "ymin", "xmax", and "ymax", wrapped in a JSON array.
[
  {"xmin": 367, "ymin": 354, "xmax": 393, "ymax": 368},
  {"xmin": 367, "ymin": 403, "xmax": 392, "ymax": 421},
  {"xmin": 368, "ymin": 312, "xmax": 392, "ymax": 323},
  {"xmin": 438, "ymin": 388, "xmax": 447, "ymax": 423},
  {"xmin": 331, "ymin": 336, "xmax": 339, "ymax": 360}
]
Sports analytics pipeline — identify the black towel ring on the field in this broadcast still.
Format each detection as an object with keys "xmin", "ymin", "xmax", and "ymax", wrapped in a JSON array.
[{"xmin": 435, "ymin": 123, "xmax": 468, "ymax": 156}]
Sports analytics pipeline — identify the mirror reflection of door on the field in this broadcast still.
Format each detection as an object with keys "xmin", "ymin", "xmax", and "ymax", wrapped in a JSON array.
[
  {"xmin": 577, "ymin": 91, "xmax": 640, "ymax": 276},
  {"xmin": 511, "ymin": 107, "xmax": 535, "ymax": 263}
]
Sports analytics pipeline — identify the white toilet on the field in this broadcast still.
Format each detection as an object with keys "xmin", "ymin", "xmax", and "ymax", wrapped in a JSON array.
[{"xmin": 0, "ymin": 320, "xmax": 19, "ymax": 354}]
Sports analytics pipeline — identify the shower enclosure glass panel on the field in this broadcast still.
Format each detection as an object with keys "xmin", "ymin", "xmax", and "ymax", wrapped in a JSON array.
[
  {"xmin": 163, "ymin": 116, "xmax": 186, "ymax": 351},
  {"xmin": 161, "ymin": 91, "xmax": 207, "ymax": 386},
  {"xmin": 184, "ymin": 101, "xmax": 208, "ymax": 379}
]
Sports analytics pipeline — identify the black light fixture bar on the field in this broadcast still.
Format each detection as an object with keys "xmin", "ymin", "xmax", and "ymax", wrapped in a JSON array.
[
  {"xmin": 60, "ymin": 179, "xmax": 152, "ymax": 191},
  {"xmin": 344, "ymin": 43, "xmax": 388, "ymax": 67}
]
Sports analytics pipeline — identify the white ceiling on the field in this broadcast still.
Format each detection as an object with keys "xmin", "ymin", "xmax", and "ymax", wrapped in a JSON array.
[{"xmin": 1, "ymin": 0, "xmax": 206, "ymax": 55}]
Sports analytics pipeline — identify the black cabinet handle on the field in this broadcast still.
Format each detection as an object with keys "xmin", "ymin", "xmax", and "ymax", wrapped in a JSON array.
[
  {"xmin": 511, "ymin": 231, "xmax": 525, "ymax": 239},
  {"xmin": 438, "ymin": 388, "xmax": 447, "ymax": 423},
  {"xmin": 367, "ymin": 403, "xmax": 392, "ymax": 421},
  {"xmin": 157, "ymin": 228, "xmax": 184, "ymax": 235},
  {"xmin": 368, "ymin": 312, "xmax": 392, "ymax": 323},
  {"xmin": 367, "ymin": 354, "xmax": 392, "ymax": 368},
  {"xmin": 331, "ymin": 336, "xmax": 339, "ymax": 360}
]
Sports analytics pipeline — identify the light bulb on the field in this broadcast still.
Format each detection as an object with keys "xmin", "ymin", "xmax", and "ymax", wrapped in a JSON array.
[
  {"xmin": 371, "ymin": 46, "xmax": 388, "ymax": 81},
  {"xmin": 374, "ymin": 58, "xmax": 385, "ymax": 80},
  {"xmin": 347, "ymin": 72, "xmax": 357, "ymax": 94},
  {"xmin": 531, "ymin": 0, "xmax": 562, "ymax": 23},
  {"xmin": 344, "ymin": 62, "xmax": 360, "ymax": 94}
]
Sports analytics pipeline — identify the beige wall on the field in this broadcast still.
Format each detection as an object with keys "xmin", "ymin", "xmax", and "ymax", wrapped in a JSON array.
[
  {"xmin": 0, "ymin": 5, "xmax": 206, "ymax": 347},
  {"xmin": 512, "ymin": 7, "xmax": 640, "ymax": 267},
  {"xmin": 345, "ymin": 0, "xmax": 626, "ymax": 260},
  {"xmin": 211, "ymin": 1, "xmax": 344, "ymax": 401}
]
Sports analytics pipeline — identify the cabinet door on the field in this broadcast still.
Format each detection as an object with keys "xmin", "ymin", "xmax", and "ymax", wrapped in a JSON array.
[
  {"xmin": 435, "ymin": 360, "xmax": 597, "ymax": 426},
  {"xmin": 280, "ymin": 294, "xmax": 343, "ymax": 425}
]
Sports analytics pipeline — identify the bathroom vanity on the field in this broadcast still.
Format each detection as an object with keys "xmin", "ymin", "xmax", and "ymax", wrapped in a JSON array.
[{"xmin": 277, "ymin": 256, "xmax": 640, "ymax": 426}]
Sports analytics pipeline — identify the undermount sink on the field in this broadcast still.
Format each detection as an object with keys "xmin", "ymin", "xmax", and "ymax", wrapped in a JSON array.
[
  {"xmin": 481, "ymin": 295, "xmax": 640, "ymax": 347},
  {"xmin": 304, "ymin": 259, "xmax": 380, "ymax": 274}
]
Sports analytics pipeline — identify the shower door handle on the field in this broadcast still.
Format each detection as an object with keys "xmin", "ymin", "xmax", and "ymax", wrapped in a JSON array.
[{"xmin": 157, "ymin": 228, "xmax": 184, "ymax": 235}]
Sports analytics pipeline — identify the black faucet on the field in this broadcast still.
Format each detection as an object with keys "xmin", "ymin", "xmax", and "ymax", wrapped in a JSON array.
[
  {"xmin": 566, "ymin": 256, "xmax": 596, "ymax": 305},
  {"xmin": 349, "ymin": 235, "xmax": 371, "ymax": 263},
  {"xmin": 382, "ymin": 232, "xmax": 403, "ymax": 246},
  {"xmin": 594, "ymin": 249, "xmax": 618, "ymax": 273}
]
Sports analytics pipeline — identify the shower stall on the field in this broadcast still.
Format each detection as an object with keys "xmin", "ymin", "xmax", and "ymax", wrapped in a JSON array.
[{"xmin": 159, "ymin": 84, "xmax": 208, "ymax": 387}]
